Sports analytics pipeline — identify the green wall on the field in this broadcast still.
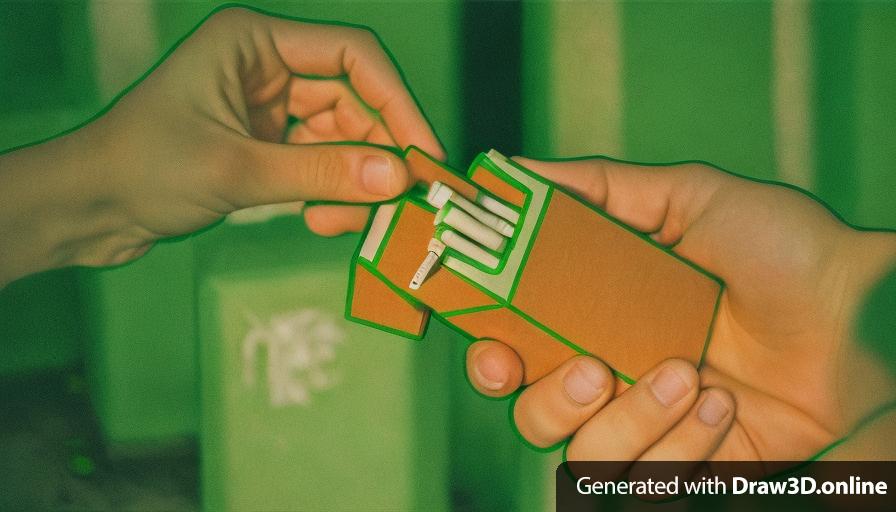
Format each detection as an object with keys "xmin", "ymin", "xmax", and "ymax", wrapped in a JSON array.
[
  {"xmin": 621, "ymin": 2, "xmax": 775, "ymax": 178},
  {"xmin": 524, "ymin": 1, "xmax": 896, "ymax": 229}
]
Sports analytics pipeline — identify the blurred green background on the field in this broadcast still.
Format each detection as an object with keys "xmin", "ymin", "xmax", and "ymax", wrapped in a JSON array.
[{"xmin": 0, "ymin": 1, "xmax": 894, "ymax": 510}]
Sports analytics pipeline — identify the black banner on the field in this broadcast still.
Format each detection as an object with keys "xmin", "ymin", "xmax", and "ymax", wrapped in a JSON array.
[{"xmin": 557, "ymin": 461, "xmax": 896, "ymax": 511}]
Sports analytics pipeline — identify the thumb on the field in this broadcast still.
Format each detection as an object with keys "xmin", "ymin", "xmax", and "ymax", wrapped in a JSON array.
[
  {"xmin": 512, "ymin": 156, "xmax": 726, "ymax": 245},
  {"xmin": 234, "ymin": 142, "xmax": 409, "ymax": 207}
]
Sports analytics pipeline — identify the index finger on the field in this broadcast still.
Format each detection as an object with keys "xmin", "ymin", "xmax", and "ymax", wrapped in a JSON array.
[{"xmin": 268, "ymin": 17, "xmax": 445, "ymax": 160}]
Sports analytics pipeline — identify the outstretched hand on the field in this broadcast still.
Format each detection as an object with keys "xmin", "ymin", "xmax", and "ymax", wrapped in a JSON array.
[
  {"xmin": 0, "ymin": 7, "xmax": 442, "ymax": 285},
  {"xmin": 466, "ymin": 156, "xmax": 896, "ymax": 465}
]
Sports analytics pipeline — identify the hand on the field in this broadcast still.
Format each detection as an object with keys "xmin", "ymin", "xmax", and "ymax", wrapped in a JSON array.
[
  {"xmin": 465, "ymin": 157, "xmax": 896, "ymax": 464},
  {"xmin": 0, "ymin": 6, "xmax": 443, "ymax": 285}
]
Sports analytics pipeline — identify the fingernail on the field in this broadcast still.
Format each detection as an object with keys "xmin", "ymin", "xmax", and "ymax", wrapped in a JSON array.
[
  {"xmin": 473, "ymin": 346, "xmax": 508, "ymax": 391},
  {"xmin": 361, "ymin": 155, "xmax": 394, "ymax": 196},
  {"xmin": 649, "ymin": 367, "xmax": 691, "ymax": 407},
  {"xmin": 698, "ymin": 394, "xmax": 730, "ymax": 426},
  {"xmin": 563, "ymin": 359, "xmax": 608, "ymax": 405}
]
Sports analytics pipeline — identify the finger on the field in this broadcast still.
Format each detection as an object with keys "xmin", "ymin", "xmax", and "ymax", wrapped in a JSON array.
[
  {"xmin": 366, "ymin": 123, "xmax": 397, "ymax": 147},
  {"xmin": 288, "ymin": 76, "xmax": 361, "ymax": 119},
  {"xmin": 636, "ymin": 388, "xmax": 735, "ymax": 462},
  {"xmin": 234, "ymin": 141, "xmax": 409, "ymax": 207},
  {"xmin": 512, "ymin": 157, "xmax": 726, "ymax": 248},
  {"xmin": 268, "ymin": 18, "xmax": 445, "ymax": 159},
  {"xmin": 287, "ymin": 122, "xmax": 329, "ymax": 144},
  {"xmin": 626, "ymin": 388, "xmax": 735, "ymax": 497},
  {"xmin": 303, "ymin": 205, "xmax": 370, "ymax": 236},
  {"xmin": 288, "ymin": 77, "xmax": 378, "ymax": 141},
  {"xmin": 566, "ymin": 359, "xmax": 699, "ymax": 462},
  {"xmin": 286, "ymin": 116, "xmax": 395, "ymax": 147},
  {"xmin": 466, "ymin": 340, "xmax": 524, "ymax": 398},
  {"xmin": 296, "ymin": 111, "xmax": 340, "ymax": 141},
  {"xmin": 513, "ymin": 356, "xmax": 615, "ymax": 448}
]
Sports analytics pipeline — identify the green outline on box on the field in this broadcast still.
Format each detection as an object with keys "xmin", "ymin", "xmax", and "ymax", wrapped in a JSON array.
[
  {"xmin": 440, "ymin": 303, "xmax": 504, "ymax": 318},
  {"xmin": 439, "ymin": 154, "xmax": 551, "ymax": 300},
  {"xmin": 371, "ymin": 200, "xmax": 406, "ymax": 267},
  {"xmin": 430, "ymin": 154, "xmax": 534, "ymax": 276},
  {"xmin": 346, "ymin": 148, "xmax": 723, "ymax": 386},
  {"xmin": 463, "ymin": 153, "xmax": 533, "ymax": 277},
  {"xmin": 345, "ymin": 203, "xmax": 428, "ymax": 341}
]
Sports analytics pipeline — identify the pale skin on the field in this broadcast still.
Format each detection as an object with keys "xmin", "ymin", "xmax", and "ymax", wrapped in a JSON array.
[
  {"xmin": 465, "ymin": 157, "xmax": 896, "ymax": 468},
  {"xmin": 0, "ymin": 7, "xmax": 443, "ymax": 287},
  {"xmin": 2, "ymin": 7, "xmax": 894, "ymax": 467}
]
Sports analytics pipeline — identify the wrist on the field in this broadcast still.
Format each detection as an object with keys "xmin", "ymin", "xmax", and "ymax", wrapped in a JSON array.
[{"xmin": 0, "ymin": 122, "xmax": 132, "ymax": 285}]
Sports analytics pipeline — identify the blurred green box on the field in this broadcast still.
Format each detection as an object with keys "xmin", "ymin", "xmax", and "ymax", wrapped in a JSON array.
[
  {"xmin": 80, "ymin": 239, "xmax": 198, "ymax": 448},
  {"xmin": 0, "ymin": 270, "xmax": 83, "ymax": 377},
  {"xmin": 0, "ymin": 2, "xmax": 96, "ymax": 115},
  {"xmin": 198, "ymin": 219, "xmax": 451, "ymax": 511}
]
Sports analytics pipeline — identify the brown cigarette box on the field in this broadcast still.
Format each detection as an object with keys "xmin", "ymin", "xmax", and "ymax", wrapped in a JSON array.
[{"xmin": 346, "ymin": 148, "xmax": 722, "ymax": 385}]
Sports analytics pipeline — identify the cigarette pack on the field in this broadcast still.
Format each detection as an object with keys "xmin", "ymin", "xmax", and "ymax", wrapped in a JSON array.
[{"xmin": 347, "ymin": 148, "xmax": 722, "ymax": 384}]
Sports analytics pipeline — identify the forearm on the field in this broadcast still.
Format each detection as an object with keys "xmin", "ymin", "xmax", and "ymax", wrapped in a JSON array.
[{"xmin": 0, "ymin": 124, "xmax": 127, "ymax": 286}]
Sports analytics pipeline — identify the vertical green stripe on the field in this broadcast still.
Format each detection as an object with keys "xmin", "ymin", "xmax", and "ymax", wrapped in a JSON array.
[
  {"xmin": 853, "ymin": 4, "xmax": 896, "ymax": 229},
  {"xmin": 521, "ymin": 2, "xmax": 554, "ymax": 157},
  {"xmin": 772, "ymin": 0, "xmax": 815, "ymax": 190},
  {"xmin": 621, "ymin": 1, "xmax": 775, "ymax": 179},
  {"xmin": 812, "ymin": 1, "xmax": 860, "ymax": 222}
]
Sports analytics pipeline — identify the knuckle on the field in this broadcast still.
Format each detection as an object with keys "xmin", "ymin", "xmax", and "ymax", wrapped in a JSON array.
[
  {"xmin": 589, "ymin": 157, "xmax": 610, "ymax": 175},
  {"xmin": 206, "ymin": 139, "xmax": 255, "ymax": 207},
  {"xmin": 659, "ymin": 358, "xmax": 699, "ymax": 384},
  {"xmin": 199, "ymin": 7, "xmax": 258, "ymax": 43},
  {"xmin": 343, "ymin": 25, "xmax": 386, "ymax": 60},
  {"xmin": 208, "ymin": 5, "xmax": 253, "ymax": 27},
  {"xmin": 349, "ymin": 25, "xmax": 380, "ymax": 48},
  {"xmin": 573, "ymin": 355, "xmax": 610, "ymax": 376},
  {"xmin": 582, "ymin": 159, "xmax": 610, "ymax": 203},
  {"xmin": 301, "ymin": 149, "xmax": 348, "ymax": 196},
  {"xmin": 688, "ymin": 161, "xmax": 714, "ymax": 174},
  {"xmin": 704, "ymin": 387, "xmax": 735, "ymax": 409},
  {"xmin": 674, "ymin": 162, "xmax": 723, "ymax": 187},
  {"xmin": 207, "ymin": 159, "xmax": 242, "ymax": 199}
]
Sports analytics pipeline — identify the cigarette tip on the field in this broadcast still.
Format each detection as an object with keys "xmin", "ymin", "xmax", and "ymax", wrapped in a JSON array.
[{"xmin": 427, "ymin": 181, "xmax": 452, "ymax": 209}]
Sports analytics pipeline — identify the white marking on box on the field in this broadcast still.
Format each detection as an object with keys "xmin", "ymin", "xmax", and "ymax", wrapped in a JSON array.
[{"xmin": 241, "ymin": 309, "xmax": 345, "ymax": 407}]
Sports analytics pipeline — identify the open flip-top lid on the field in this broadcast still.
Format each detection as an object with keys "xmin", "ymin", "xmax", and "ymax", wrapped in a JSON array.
[{"xmin": 358, "ymin": 149, "xmax": 546, "ymax": 301}]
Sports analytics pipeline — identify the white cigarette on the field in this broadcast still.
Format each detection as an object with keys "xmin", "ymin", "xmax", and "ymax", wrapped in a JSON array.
[
  {"xmin": 427, "ymin": 182, "xmax": 515, "ymax": 237},
  {"xmin": 438, "ymin": 229, "xmax": 500, "ymax": 269},
  {"xmin": 476, "ymin": 192, "xmax": 520, "ymax": 225},
  {"xmin": 435, "ymin": 204, "xmax": 507, "ymax": 252},
  {"xmin": 409, "ymin": 238, "xmax": 446, "ymax": 290}
]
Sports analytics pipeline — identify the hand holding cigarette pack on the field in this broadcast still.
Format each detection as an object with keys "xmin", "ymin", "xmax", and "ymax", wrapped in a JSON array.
[{"xmin": 346, "ymin": 148, "xmax": 723, "ymax": 385}]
